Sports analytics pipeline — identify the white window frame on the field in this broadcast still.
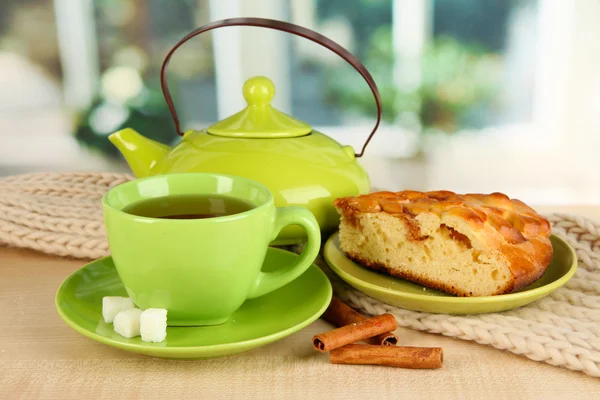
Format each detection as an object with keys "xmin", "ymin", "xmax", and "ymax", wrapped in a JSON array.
[
  {"xmin": 43, "ymin": 0, "xmax": 600, "ymax": 203},
  {"xmin": 208, "ymin": 0, "xmax": 599, "ymax": 157},
  {"xmin": 55, "ymin": 0, "xmax": 599, "ymax": 157},
  {"xmin": 53, "ymin": 0, "xmax": 99, "ymax": 110}
]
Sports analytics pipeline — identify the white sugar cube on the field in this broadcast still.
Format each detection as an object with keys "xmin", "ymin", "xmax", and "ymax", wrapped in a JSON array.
[
  {"xmin": 113, "ymin": 308, "xmax": 143, "ymax": 338},
  {"xmin": 140, "ymin": 308, "xmax": 167, "ymax": 343},
  {"xmin": 102, "ymin": 296, "xmax": 135, "ymax": 323}
]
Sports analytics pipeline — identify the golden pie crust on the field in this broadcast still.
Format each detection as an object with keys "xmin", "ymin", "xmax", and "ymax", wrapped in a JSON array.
[{"xmin": 334, "ymin": 190, "xmax": 553, "ymax": 296}]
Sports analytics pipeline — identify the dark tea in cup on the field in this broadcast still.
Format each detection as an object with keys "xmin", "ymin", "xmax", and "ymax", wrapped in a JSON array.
[{"xmin": 122, "ymin": 194, "xmax": 255, "ymax": 220}]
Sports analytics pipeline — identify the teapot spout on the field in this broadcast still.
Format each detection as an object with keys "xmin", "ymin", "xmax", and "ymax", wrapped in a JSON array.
[{"xmin": 108, "ymin": 128, "xmax": 171, "ymax": 177}]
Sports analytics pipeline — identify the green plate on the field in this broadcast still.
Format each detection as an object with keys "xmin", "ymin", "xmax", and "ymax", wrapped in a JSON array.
[
  {"xmin": 56, "ymin": 248, "xmax": 332, "ymax": 359},
  {"xmin": 324, "ymin": 232, "xmax": 577, "ymax": 315}
]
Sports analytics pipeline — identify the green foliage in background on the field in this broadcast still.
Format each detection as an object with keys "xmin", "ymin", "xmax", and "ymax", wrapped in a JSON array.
[
  {"xmin": 325, "ymin": 26, "xmax": 503, "ymax": 133},
  {"xmin": 74, "ymin": 74, "xmax": 176, "ymax": 158},
  {"xmin": 74, "ymin": 0, "xmax": 203, "ymax": 157}
]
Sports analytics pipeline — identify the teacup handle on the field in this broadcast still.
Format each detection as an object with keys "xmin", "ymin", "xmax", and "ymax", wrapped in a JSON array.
[{"xmin": 247, "ymin": 207, "xmax": 321, "ymax": 299}]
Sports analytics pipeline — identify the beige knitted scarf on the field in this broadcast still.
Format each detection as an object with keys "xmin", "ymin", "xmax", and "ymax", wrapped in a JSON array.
[{"xmin": 1, "ymin": 172, "xmax": 600, "ymax": 378}]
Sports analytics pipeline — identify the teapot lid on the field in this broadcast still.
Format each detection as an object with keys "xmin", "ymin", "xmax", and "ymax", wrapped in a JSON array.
[{"xmin": 207, "ymin": 76, "xmax": 311, "ymax": 138}]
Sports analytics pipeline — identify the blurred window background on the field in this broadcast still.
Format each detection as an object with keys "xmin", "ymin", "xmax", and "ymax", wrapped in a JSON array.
[{"xmin": 1, "ymin": 0, "xmax": 599, "ymax": 204}]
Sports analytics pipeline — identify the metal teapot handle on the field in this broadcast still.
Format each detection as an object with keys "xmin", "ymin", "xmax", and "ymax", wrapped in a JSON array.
[{"xmin": 160, "ymin": 17, "xmax": 381, "ymax": 158}]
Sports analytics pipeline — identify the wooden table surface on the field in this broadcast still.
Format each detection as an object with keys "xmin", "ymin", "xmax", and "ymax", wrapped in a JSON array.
[{"xmin": 2, "ymin": 205, "xmax": 600, "ymax": 399}]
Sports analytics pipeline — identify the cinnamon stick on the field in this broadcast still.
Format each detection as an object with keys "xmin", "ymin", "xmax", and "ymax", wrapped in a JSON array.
[
  {"xmin": 312, "ymin": 313, "xmax": 397, "ymax": 353},
  {"xmin": 322, "ymin": 297, "xmax": 398, "ymax": 346},
  {"xmin": 330, "ymin": 344, "xmax": 443, "ymax": 369}
]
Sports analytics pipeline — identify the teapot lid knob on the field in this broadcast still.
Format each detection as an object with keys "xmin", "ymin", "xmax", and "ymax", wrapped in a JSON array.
[
  {"xmin": 206, "ymin": 75, "xmax": 311, "ymax": 139},
  {"xmin": 243, "ymin": 76, "xmax": 275, "ymax": 107}
]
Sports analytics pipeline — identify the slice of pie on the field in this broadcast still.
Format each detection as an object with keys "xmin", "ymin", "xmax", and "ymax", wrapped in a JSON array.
[{"xmin": 333, "ymin": 190, "xmax": 553, "ymax": 297}]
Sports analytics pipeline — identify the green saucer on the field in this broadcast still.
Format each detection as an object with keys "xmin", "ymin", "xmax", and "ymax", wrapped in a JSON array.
[
  {"xmin": 324, "ymin": 232, "xmax": 577, "ymax": 315},
  {"xmin": 56, "ymin": 248, "xmax": 332, "ymax": 359}
]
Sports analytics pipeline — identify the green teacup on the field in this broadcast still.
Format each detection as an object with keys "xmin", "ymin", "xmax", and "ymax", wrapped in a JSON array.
[{"xmin": 102, "ymin": 173, "xmax": 321, "ymax": 326}]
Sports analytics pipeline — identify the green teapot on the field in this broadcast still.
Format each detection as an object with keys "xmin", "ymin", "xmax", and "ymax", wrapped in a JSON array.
[{"xmin": 109, "ymin": 18, "xmax": 382, "ymax": 245}]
